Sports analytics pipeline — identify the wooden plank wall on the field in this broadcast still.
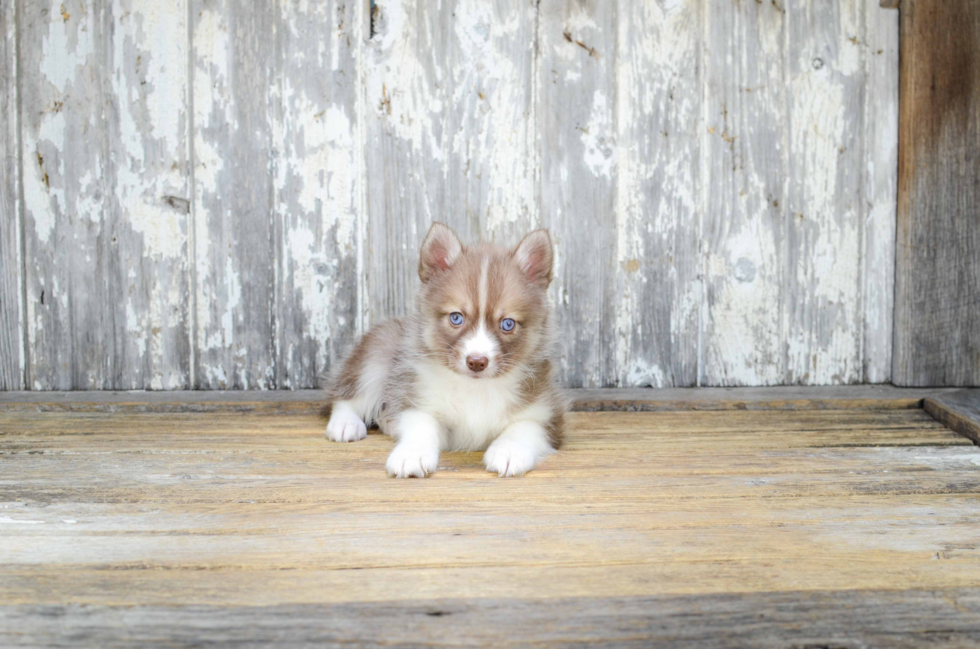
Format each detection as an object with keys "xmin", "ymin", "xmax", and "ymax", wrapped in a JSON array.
[
  {"xmin": 0, "ymin": 0, "xmax": 22, "ymax": 389},
  {"xmin": 0, "ymin": 0, "xmax": 902, "ymax": 390},
  {"xmin": 893, "ymin": 0, "xmax": 980, "ymax": 386}
]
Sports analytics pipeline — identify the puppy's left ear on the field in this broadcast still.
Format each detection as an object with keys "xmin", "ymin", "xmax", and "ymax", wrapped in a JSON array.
[
  {"xmin": 513, "ymin": 229, "xmax": 554, "ymax": 288},
  {"xmin": 419, "ymin": 222, "xmax": 464, "ymax": 283}
]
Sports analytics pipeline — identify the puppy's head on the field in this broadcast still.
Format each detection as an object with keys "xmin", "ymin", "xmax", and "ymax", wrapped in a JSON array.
[{"xmin": 416, "ymin": 223, "xmax": 553, "ymax": 379}]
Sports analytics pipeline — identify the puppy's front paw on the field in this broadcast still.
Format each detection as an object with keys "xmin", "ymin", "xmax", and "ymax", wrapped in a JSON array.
[
  {"xmin": 386, "ymin": 442, "xmax": 439, "ymax": 478},
  {"xmin": 325, "ymin": 406, "xmax": 367, "ymax": 443},
  {"xmin": 484, "ymin": 438, "xmax": 538, "ymax": 477}
]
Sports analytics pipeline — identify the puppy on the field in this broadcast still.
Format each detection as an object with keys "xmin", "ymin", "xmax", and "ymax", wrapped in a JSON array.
[{"xmin": 323, "ymin": 222, "xmax": 566, "ymax": 478}]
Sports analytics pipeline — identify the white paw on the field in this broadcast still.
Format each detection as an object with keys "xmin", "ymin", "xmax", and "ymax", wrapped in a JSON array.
[
  {"xmin": 325, "ymin": 405, "xmax": 367, "ymax": 443},
  {"xmin": 386, "ymin": 442, "xmax": 439, "ymax": 478},
  {"xmin": 484, "ymin": 438, "xmax": 540, "ymax": 477}
]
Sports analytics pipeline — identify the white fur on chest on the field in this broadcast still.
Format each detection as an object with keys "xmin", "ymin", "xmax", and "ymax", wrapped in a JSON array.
[{"xmin": 413, "ymin": 362, "xmax": 523, "ymax": 451}]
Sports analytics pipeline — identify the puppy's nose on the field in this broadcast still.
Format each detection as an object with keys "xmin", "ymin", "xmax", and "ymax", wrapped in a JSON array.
[{"xmin": 466, "ymin": 355, "xmax": 488, "ymax": 373}]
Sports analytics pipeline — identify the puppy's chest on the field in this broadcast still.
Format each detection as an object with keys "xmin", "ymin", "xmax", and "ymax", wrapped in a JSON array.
[{"xmin": 413, "ymin": 364, "xmax": 521, "ymax": 448}]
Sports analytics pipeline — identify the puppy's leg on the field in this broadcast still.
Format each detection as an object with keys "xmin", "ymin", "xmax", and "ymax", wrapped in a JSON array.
[
  {"xmin": 324, "ymin": 323, "xmax": 399, "ymax": 443},
  {"xmin": 385, "ymin": 410, "xmax": 442, "ymax": 478},
  {"xmin": 325, "ymin": 401, "xmax": 368, "ymax": 443},
  {"xmin": 484, "ymin": 421, "xmax": 556, "ymax": 477}
]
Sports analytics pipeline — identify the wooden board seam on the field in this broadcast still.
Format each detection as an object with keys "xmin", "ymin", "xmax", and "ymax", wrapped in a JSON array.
[
  {"xmin": 923, "ymin": 392, "xmax": 980, "ymax": 446},
  {"xmin": 0, "ymin": 386, "xmax": 962, "ymax": 413}
]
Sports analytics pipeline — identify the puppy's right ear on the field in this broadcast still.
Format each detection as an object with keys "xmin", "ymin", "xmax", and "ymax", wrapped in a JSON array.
[{"xmin": 419, "ymin": 222, "xmax": 463, "ymax": 283}]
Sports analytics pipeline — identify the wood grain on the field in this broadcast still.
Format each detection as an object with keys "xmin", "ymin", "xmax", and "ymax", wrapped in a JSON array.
[
  {"xmin": 613, "ymin": 0, "xmax": 700, "ymax": 387},
  {"xmin": 362, "ymin": 0, "xmax": 538, "ymax": 322},
  {"xmin": 701, "ymin": 0, "xmax": 787, "ymax": 386},
  {"xmin": 273, "ymin": 0, "xmax": 361, "ymax": 388},
  {"xmin": 700, "ymin": 0, "xmax": 902, "ymax": 387},
  {"xmin": 191, "ymin": 0, "xmax": 278, "ymax": 389},
  {"xmin": 0, "ymin": 385, "xmax": 965, "ymax": 413},
  {"xmin": 105, "ymin": 0, "xmax": 192, "ymax": 390},
  {"xmin": 784, "ymin": 0, "xmax": 865, "ymax": 384},
  {"xmin": 537, "ymin": 0, "xmax": 617, "ymax": 387},
  {"xmin": 18, "ymin": 0, "xmax": 111, "ymax": 389},
  {"xmin": 925, "ymin": 389, "xmax": 980, "ymax": 445},
  {"xmin": 0, "ymin": 0, "xmax": 23, "ymax": 390},
  {"xmin": 14, "ymin": 0, "xmax": 192, "ymax": 390},
  {"xmin": 1, "ymin": 407, "xmax": 979, "ymax": 645},
  {"xmin": 864, "ymin": 0, "xmax": 899, "ymax": 383},
  {"xmin": 4, "ymin": 0, "xmax": 905, "ymax": 389},
  {"xmin": 3, "ymin": 590, "xmax": 979, "ymax": 648},
  {"xmin": 568, "ymin": 385, "xmax": 957, "ymax": 411},
  {"xmin": 894, "ymin": 0, "xmax": 980, "ymax": 386}
]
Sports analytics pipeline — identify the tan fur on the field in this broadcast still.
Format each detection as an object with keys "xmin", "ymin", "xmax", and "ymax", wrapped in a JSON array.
[{"xmin": 323, "ymin": 224, "xmax": 566, "ymax": 473}]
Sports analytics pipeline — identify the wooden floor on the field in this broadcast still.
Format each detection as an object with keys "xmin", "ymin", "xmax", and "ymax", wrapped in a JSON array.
[{"xmin": 2, "ymin": 396, "xmax": 980, "ymax": 647}]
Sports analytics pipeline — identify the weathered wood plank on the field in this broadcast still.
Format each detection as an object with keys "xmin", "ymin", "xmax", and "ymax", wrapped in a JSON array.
[
  {"xmin": 537, "ymin": 0, "xmax": 617, "ymax": 387},
  {"xmin": 1, "ymin": 407, "xmax": 979, "ymax": 647},
  {"xmin": 105, "ymin": 0, "xmax": 192, "ymax": 389},
  {"xmin": 3, "ymin": 559, "xmax": 980, "ymax": 610},
  {"xmin": 0, "ymin": 0, "xmax": 23, "ymax": 390},
  {"xmin": 15, "ymin": 0, "xmax": 193, "ymax": 391},
  {"xmin": 3, "ymin": 589, "xmax": 979, "ymax": 649},
  {"xmin": 5, "ymin": 441, "xmax": 976, "ymax": 507},
  {"xmin": 0, "ymin": 495, "xmax": 975, "ymax": 533},
  {"xmin": 3, "ymin": 0, "xmax": 905, "ymax": 391},
  {"xmin": 362, "ymin": 0, "xmax": 538, "ymax": 322},
  {"xmin": 924, "ymin": 389, "xmax": 980, "ymax": 445},
  {"xmin": 0, "ymin": 385, "xmax": 965, "ymax": 412},
  {"xmin": 191, "ymin": 0, "xmax": 278, "ymax": 389},
  {"xmin": 699, "ymin": 0, "xmax": 899, "ymax": 387},
  {"xmin": 2, "ymin": 496, "xmax": 977, "ymax": 541},
  {"xmin": 273, "ymin": 0, "xmax": 361, "ymax": 388},
  {"xmin": 612, "ymin": 0, "xmax": 700, "ymax": 387},
  {"xmin": 894, "ymin": 0, "xmax": 980, "ymax": 386},
  {"xmin": 701, "ymin": 0, "xmax": 787, "ymax": 386},
  {"xmin": 862, "ymin": 1, "xmax": 898, "ymax": 383},
  {"xmin": 2, "ymin": 499, "xmax": 978, "ymax": 571},
  {"xmin": 568, "ymin": 385, "xmax": 954, "ymax": 411},
  {"xmin": 0, "ymin": 411, "xmax": 972, "ymax": 513},
  {"xmin": 0, "ymin": 408, "xmax": 959, "ymax": 444},
  {"xmin": 18, "ymin": 0, "xmax": 111, "ymax": 389},
  {"xmin": 784, "ymin": 0, "xmax": 865, "ymax": 384}
]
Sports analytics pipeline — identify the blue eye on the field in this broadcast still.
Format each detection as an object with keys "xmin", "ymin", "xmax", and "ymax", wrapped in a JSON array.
[
  {"xmin": 500, "ymin": 318, "xmax": 516, "ymax": 332},
  {"xmin": 449, "ymin": 312, "xmax": 464, "ymax": 326}
]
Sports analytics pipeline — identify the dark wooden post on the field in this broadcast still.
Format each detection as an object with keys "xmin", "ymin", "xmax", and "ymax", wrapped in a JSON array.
[{"xmin": 894, "ymin": 0, "xmax": 980, "ymax": 386}]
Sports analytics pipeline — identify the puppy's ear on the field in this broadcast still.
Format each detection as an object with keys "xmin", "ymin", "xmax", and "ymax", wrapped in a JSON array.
[
  {"xmin": 419, "ymin": 222, "xmax": 464, "ymax": 283},
  {"xmin": 513, "ymin": 229, "xmax": 554, "ymax": 288}
]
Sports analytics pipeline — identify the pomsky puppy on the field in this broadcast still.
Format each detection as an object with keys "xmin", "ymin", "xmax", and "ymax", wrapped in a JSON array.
[{"xmin": 323, "ymin": 222, "xmax": 566, "ymax": 478}]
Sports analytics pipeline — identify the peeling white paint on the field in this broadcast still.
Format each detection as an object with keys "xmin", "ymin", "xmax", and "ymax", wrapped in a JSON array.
[
  {"xmin": 23, "ymin": 112, "xmax": 66, "ymax": 245},
  {"xmin": 112, "ymin": 0, "xmax": 188, "ymax": 260},
  {"xmin": 449, "ymin": 2, "xmax": 537, "ymax": 234},
  {"xmin": 12, "ymin": 0, "xmax": 899, "ymax": 390},
  {"xmin": 614, "ymin": 0, "xmax": 699, "ymax": 387},
  {"xmin": 365, "ymin": 0, "xmax": 445, "ymax": 162},
  {"xmin": 784, "ymin": 14, "xmax": 863, "ymax": 384},
  {"xmin": 581, "ymin": 90, "xmax": 615, "ymax": 178},
  {"xmin": 221, "ymin": 256, "xmax": 240, "ymax": 351},
  {"xmin": 282, "ymin": 88, "xmax": 356, "ymax": 251},
  {"xmin": 39, "ymin": 8, "xmax": 94, "ymax": 93},
  {"xmin": 861, "ymin": 3, "xmax": 898, "ymax": 384},
  {"xmin": 126, "ymin": 301, "xmax": 147, "ymax": 360},
  {"xmin": 285, "ymin": 222, "xmax": 333, "ymax": 353},
  {"xmin": 625, "ymin": 358, "xmax": 667, "ymax": 388}
]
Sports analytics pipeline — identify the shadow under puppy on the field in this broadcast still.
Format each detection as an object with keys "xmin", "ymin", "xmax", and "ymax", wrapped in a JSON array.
[{"xmin": 323, "ymin": 222, "xmax": 566, "ymax": 478}]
